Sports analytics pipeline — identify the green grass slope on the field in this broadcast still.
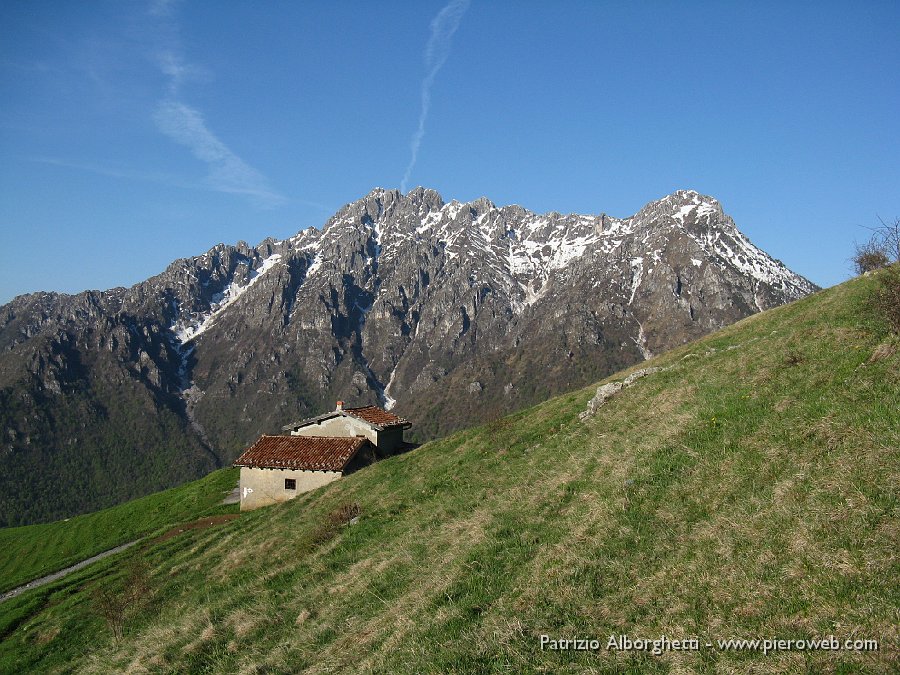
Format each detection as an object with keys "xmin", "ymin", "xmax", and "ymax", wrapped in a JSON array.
[
  {"xmin": 0, "ymin": 468, "xmax": 238, "ymax": 595},
  {"xmin": 1, "ymin": 275, "xmax": 897, "ymax": 673}
]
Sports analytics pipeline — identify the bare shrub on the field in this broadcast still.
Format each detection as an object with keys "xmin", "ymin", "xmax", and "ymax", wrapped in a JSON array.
[
  {"xmin": 873, "ymin": 264, "xmax": 900, "ymax": 335},
  {"xmin": 876, "ymin": 216, "xmax": 900, "ymax": 262},
  {"xmin": 91, "ymin": 559, "xmax": 152, "ymax": 644},
  {"xmin": 853, "ymin": 216, "xmax": 900, "ymax": 275},
  {"xmin": 329, "ymin": 501, "xmax": 361, "ymax": 527},
  {"xmin": 852, "ymin": 217, "xmax": 900, "ymax": 334},
  {"xmin": 853, "ymin": 242, "xmax": 890, "ymax": 274},
  {"xmin": 311, "ymin": 502, "xmax": 362, "ymax": 544}
]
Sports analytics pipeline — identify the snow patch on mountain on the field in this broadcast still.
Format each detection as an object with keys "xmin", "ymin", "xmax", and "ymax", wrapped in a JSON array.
[
  {"xmin": 306, "ymin": 254, "xmax": 323, "ymax": 279},
  {"xmin": 173, "ymin": 253, "xmax": 283, "ymax": 343},
  {"xmin": 628, "ymin": 257, "xmax": 644, "ymax": 305},
  {"xmin": 382, "ymin": 366, "xmax": 399, "ymax": 410},
  {"xmin": 168, "ymin": 187, "xmax": 815, "ymax": 354}
]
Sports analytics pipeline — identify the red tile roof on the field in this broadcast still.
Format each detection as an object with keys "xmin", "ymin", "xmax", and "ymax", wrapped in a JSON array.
[
  {"xmin": 233, "ymin": 435, "xmax": 367, "ymax": 472},
  {"xmin": 343, "ymin": 405, "xmax": 410, "ymax": 428}
]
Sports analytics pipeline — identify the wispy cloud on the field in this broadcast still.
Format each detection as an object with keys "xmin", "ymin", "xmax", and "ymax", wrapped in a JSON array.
[
  {"xmin": 153, "ymin": 99, "xmax": 284, "ymax": 207},
  {"xmin": 31, "ymin": 155, "xmax": 313, "ymax": 212},
  {"xmin": 401, "ymin": 0, "xmax": 471, "ymax": 194},
  {"xmin": 148, "ymin": 0, "xmax": 180, "ymax": 18},
  {"xmin": 156, "ymin": 51, "xmax": 208, "ymax": 97},
  {"xmin": 150, "ymin": 5, "xmax": 285, "ymax": 208},
  {"xmin": 30, "ymin": 156, "xmax": 197, "ymax": 189}
]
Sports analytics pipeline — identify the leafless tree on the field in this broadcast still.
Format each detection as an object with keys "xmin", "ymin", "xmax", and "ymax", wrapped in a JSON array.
[
  {"xmin": 853, "ymin": 216, "xmax": 900, "ymax": 274},
  {"xmin": 877, "ymin": 215, "xmax": 900, "ymax": 263},
  {"xmin": 91, "ymin": 559, "xmax": 152, "ymax": 645}
]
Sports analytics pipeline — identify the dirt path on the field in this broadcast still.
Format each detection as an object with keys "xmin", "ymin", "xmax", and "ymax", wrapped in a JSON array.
[
  {"xmin": 0, "ymin": 513, "xmax": 240, "ymax": 604},
  {"xmin": 222, "ymin": 485, "xmax": 240, "ymax": 505},
  {"xmin": 0, "ymin": 540, "xmax": 140, "ymax": 604},
  {"xmin": 152, "ymin": 514, "xmax": 240, "ymax": 543}
]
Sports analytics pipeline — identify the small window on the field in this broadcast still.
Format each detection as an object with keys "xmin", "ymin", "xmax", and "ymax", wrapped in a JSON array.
[{"xmin": 285, "ymin": 478, "xmax": 297, "ymax": 490}]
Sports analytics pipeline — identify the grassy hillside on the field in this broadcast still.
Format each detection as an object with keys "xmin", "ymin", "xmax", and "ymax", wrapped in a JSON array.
[
  {"xmin": 1, "ymin": 274, "xmax": 897, "ymax": 673},
  {"xmin": 0, "ymin": 468, "xmax": 238, "ymax": 595}
]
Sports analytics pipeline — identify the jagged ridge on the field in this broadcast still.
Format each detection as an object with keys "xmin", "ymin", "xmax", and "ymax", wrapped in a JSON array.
[{"xmin": 0, "ymin": 188, "xmax": 818, "ymax": 524}]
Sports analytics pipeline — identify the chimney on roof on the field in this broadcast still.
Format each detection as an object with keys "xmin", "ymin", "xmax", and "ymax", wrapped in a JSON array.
[{"xmin": 336, "ymin": 400, "xmax": 344, "ymax": 410}]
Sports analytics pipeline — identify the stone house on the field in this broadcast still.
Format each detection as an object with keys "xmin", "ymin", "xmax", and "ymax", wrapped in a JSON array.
[
  {"xmin": 283, "ymin": 401, "xmax": 411, "ymax": 456},
  {"xmin": 234, "ymin": 401, "xmax": 411, "ymax": 511}
]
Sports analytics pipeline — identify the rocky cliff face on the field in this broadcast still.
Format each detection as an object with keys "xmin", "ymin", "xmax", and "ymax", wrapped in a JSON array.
[{"xmin": 0, "ymin": 188, "xmax": 817, "ymax": 524}]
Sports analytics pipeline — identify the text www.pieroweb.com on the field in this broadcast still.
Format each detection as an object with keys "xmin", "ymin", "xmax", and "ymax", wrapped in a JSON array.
[{"xmin": 539, "ymin": 634, "xmax": 879, "ymax": 655}]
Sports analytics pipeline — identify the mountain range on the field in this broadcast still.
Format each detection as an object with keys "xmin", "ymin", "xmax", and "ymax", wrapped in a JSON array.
[{"xmin": 0, "ymin": 188, "xmax": 817, "ymax": 525}]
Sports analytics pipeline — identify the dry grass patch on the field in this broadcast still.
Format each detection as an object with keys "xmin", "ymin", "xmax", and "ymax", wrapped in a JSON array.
[
  {"xmin": 83, "ymin": 605, "xmax": 200, "ymax": 674},
  {"xmin": 321, "ymin": 513, "xmax": 495, "ymax": 671},
  {"xmin": 219, "ymin": 505, "xmax": 488, "ymax": 672},
  {"xmin": 180, "ymin": 611, "xmax": 217, "ymax": 655},
  {"xmin": 868, "ymin": 340, "xmax": 896, "ymax": 362},
  {"xmin": 213, "ymin": 544, "xmax": 254, "ymax": 581},
  {"xmin": 34, "ymin": 624, "xmax": 60, "ymax": 645},
  {"xmin": 120, "ymin": 653, "xmax": 166, "ymax": 675},
  {"xmin": 803, "ymin": 413, "xmax": 857, "ymax": 452},
  {"xmin": 773, "ymin": 397, "xmax": 793, "ymax": 412},
  {"xmin": 226, "ymin": 606, "xmax": 269, "ymax": 639}
]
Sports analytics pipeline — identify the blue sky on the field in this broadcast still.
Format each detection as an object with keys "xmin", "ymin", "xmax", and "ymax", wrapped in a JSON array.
[{"xmin": 1, "ymin": 0, "xmax": 898, "ymax": 304}]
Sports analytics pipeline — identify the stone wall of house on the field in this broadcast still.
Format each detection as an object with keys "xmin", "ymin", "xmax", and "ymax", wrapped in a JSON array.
[
  {"xmin": 373, "ymin": 427, "xmax": 405, "ymax": 455},
  {"xmin": 238, "ymin": 466, "xmax": 341, "ymax": 511},
  {"xmin": 291, "ymin": 416, "xmax": 376, "ymax": 444},
  {"xmin": 291, "ymin": 416, "xmax": 406, "ymax": 454}
]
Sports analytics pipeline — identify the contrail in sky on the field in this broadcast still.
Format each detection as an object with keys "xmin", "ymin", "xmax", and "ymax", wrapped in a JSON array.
[{"xmin": 401, "ymin": 0, "xmax": 471, "ymax": 194}]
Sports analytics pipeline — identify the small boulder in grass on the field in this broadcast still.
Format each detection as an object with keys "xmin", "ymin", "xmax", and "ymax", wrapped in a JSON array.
[
  {"xmin": 580, "ymin": 367, "xmax": 668, "ymax": 420},
  {"xmin": 624, "ymin": 367, "xmax": 664, "ymax": 386},
  {"xmin": 579, "ymin": 382, "xmax": 623, "ymax": 420}
]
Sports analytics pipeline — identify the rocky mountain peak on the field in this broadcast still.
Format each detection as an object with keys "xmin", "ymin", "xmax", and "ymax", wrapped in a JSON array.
[
  {"xmin": 632, "ymin": 189, "xmax": 724, "ymax": 230},
  {"xmin": 470, "ymin": 196, "xmax": 496, "ymax": 212},
  {"xmin": 402, "ymin": 186, "xmax": 445, "ymax": 210}
]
